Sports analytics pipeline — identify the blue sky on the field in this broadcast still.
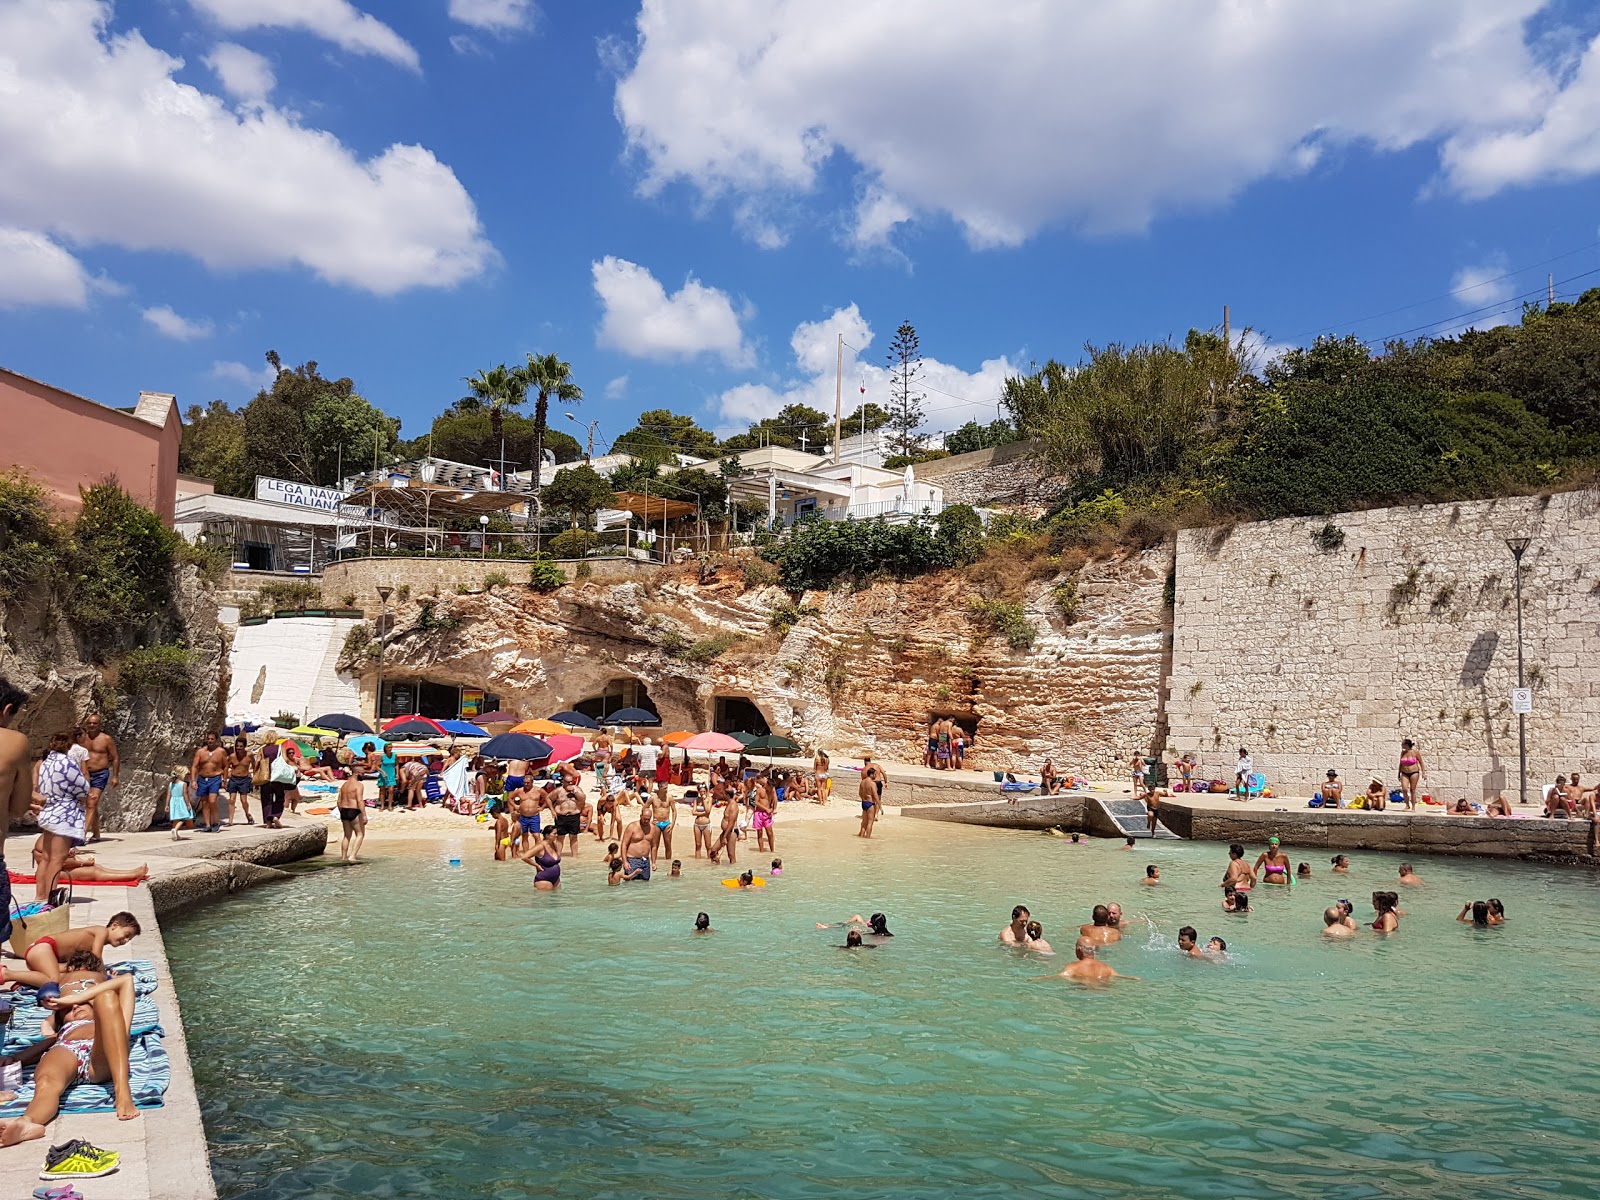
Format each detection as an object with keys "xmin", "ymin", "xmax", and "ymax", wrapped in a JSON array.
[{"xmin": 4, "ymin": 0, "xmax": 1600, "ymax": 457}]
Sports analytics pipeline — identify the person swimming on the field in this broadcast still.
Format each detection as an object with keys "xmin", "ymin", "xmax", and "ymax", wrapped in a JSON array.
[
  {"xmin": 1206, "ymin": 937, "xmax": 1227, "ymax": 956},
  {"xmin": 1296, "ymin": 862, "xmax": 1311, "ymax": 878},
  {"xmin": 1322, "ymin": 906, "xmax": 1355, "ymax": 938},
  {"xmin": 1488, "ymin": 898, "xmax": 1506, "ymax": 925},
  {"xmin": 1330, "ymin": 854, "xmax": 1350, "ymax": 874},
  {"xmin": 1222, "ymin": 885, "xmax": 1250, "ymax": 913},
  {"xmin": 1177, "ymin": 926, "xmax": 1206, "ymax": 958},
  {"xmin": 694, "ymin": 912, "xmax": 713, "ymax": 933},
  {"xmin": 1140, "ymin": 865, "xmax": 1160, "ymax": 886},
  {"xmin": 770, "ymin": 858, "xmax": 783, "ymax": 876},
  {"xmin": 1254, "ymin": 837, "xmax": 1292, "ymax": 885},
  {"xmin": 1024, "ymin": 920, "xmax": 1053, "ymax": 954},
  {"xmin": 1458, "ymin": 900, "xmax": 1491, "ymax": 927},
  {"xmin": 842, "ymin": 929, "xmax": 874, "ymax": 949}
]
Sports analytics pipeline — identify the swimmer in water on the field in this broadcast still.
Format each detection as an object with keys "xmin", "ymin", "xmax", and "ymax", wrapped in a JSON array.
[
  {"xmin": 770, "ymin": 858, "xmax": 783, "ymax": 876},
  {"xmin": 1296, "ymin": 862, "xmax": 1311, "ymax": 878},
  {"xmin": 1371, "ymin": 891, "xmax": 1400, "ymax": 932},
  {"xmin": 669, "ymin": 860, "xmax": 682, "ymax": 878},
  {"xmin": 1223, "ymin": 843, "xmax": 1256, "ymax": 892},
  {"xmin": 1457, "ymin": 901, "xmax": 1491, "ymax": 927},
  {"xmin": 1222, "ymin": 885, "xmax": 1250, "ymax": 913},
  {"xmin": 1487, "ymin": 899, "xmax": 1505, "ymax": 925},
  {"xmin": 1397, "ymin": 863, "xmax": 1423, "ymax": 885},
  {"xmin": 1177, "ymin": 926, "xmax": 1207, "ymax": 957},
  {"xmin": 1335, "ymin": 899, "xmax": 1359, "ymax": 930},
  {"xmin": 1322, "ymin": 907, "xmax": 1355, "ymax": 938},
  {"xmin": 1121, "ymin": 836, "xmax": 1136, "ymax": 851},
  {"xmin": 841, "ymin": 929, "xmax": 874, "ymax": 949},
  {"xmin": 694, "ymin": 912, "xmax": 713, "ymax": 933},
  {"xmin": 1140, "ymin": 865, "xmax": 1160, "ymax": 886},
  {"xmin": 1079, "ymin": 905, "xmax": 1121, "ymax": 946},
  {"xmin": 1331, "ymin": 854, "xmax": 1350, "ymax": 874},
  {"xmin": 1253, "ymin": 837, "xmax": 1292, "ymax": 885},
  {"xmin": 735, "ymin": 870, "xmax": 756, "ymax": 888},
  {"xmin": 1000, "ymin": 905, "xmax": 1032, "ymax": 946},
  {"xmin": 1048, "ymin": 937, "xmax": 1123, "ymax": 983},
  {"xmin": 1206, "ymin": 937, "xmax": 1227, "ymax": 957},
  {"xmin": 1025, "ymin": 920, "xmax": 1054, "ymax": 954}
]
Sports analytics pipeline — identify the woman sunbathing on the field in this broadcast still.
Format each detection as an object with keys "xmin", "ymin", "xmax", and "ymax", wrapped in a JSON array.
[{"xmin": 30, "ymin": 837, "xmax": 148, "ymax": 884}]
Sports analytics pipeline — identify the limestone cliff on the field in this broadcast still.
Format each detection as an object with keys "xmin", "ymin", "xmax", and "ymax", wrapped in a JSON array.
[
  {"xmin": 2, "ymin": 566, "xmax": 228, "ymax": 830},
  {"xmin": 361, "ymin": 549, "xmax": 1171, "ymax": 774}
]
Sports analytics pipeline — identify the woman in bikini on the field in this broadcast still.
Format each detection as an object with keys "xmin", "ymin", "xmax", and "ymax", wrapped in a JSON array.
[
  {"xmin": 1371, "ymin": 891, "xmax": 1400, "ymax": 932},
  {"xmin": 690, "ymin": 788, "xmax": 714, "ymax": 858},
  {"xmin": 1222, "ymin": 842, "xmax": 1255, "ymax": 892},
  {"xmin": 1252, "ymin": 837, "xmax": 1292, "ymax": 885},
  {"xmin": 1397, "ymin": 739, "xmax": 1426, "ymax": 810},
  {"xmin": 29, "ymin": 837, "xmax": 148, "ymax": 884}
]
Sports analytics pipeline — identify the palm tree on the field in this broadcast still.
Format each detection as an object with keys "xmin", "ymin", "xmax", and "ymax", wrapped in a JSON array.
[
  {"xmin": 457, "ymin": 364, "xmax": 527, "ymax": 461},
  {"xmin": 519, "ymin": 352, "xmax": 582, "ymax": 506}
]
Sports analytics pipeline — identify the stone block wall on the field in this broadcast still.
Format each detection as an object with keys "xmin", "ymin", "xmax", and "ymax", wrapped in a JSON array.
[
  {"xmin": 319, "ymin": 555, "xmax": 662, "ymax": 614},
  {"xmin": 1164, "ymin": 491, "xmax": 1600, "ymax": 800},
  {"xmin": 913, "ymin": 441, "xmax": 1062, "ymax": 509}
]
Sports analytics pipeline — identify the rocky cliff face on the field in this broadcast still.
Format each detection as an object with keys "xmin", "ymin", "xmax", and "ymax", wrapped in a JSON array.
[
  {"xmin": 363, "ymin": 549, "xmax": 1171, "ymax": 774},
  {"xmin": 2, "ymin": 566, "xmax": 228, "ymax": 831}
]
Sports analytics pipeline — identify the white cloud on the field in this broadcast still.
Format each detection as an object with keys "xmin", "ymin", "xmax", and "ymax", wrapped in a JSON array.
[
  {"xmin": 187, "ymin": 0, "xmax": 419, "ymax": 72},
  {"xmin": 205, "ymin": 42, "xmax": 275, "ymax": 105},
  {"xmin": 0, "ymin": 228, "xmax": 92, "ymax": 309},
  {"xmin": 211, "ymin": 359, "xmax": 278, "ymax": 390},
  {"xmin": 592, "ymin": 256, "xmax": 752, "ymax": 367},
  {"xmin": 613, "ymin": 1, "xmax": 1599, "ymax": 250},
  {"xmin": 1445, "ymin": 259, "xmax": 1518, "ymax": 332},
  {"xmin": 605, "ymin": 374, "xmax": 629, "ymax": 399},
  {"xmin": 0, "ymin": 1, "xmax": 493, "ymax": 295},
  {"xmin": 449, "ymin": 0, "xmax": 536, "ymax": 34},
  {"xmin": 713, "ymin": 304, "xmax": 1018, "ymax": 436},
  {"xmin": 142, "ymin": 305, "xmax": 214, "ymax": 341}
]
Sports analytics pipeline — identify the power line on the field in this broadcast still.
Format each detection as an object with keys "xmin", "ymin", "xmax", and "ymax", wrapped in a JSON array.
[{"xmin": 1360, "ymin": 264, "xmax": 1600, "ymax": 346}]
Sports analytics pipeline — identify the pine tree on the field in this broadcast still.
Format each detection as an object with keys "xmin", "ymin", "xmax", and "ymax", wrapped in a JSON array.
[{"xmin": 884, "ymin": 322, "xmax": 927, "ymax": 461}]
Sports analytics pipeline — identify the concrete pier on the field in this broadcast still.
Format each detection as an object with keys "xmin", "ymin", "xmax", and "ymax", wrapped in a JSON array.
[{"xmin": 0, "ymin": 820, "xmax": 328, "ymax": 1199}]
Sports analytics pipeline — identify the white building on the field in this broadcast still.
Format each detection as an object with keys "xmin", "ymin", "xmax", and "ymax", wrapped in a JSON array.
[{"xmin": 702, "ymin": 447, "xmax": 945, "ymax": 528}]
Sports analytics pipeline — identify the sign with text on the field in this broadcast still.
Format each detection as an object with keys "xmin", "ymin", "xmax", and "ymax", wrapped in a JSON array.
[
  {"xmin": 1511, "ymin": 687, "xmax": 1533, "ymax": 714},
  {"xmin": 256, "ymin": 476, "xmax": 350, "ymax": 512}
]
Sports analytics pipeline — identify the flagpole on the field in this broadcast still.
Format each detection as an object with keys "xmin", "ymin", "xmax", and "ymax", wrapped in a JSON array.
[{"xmin": 833, "ymin": 333, "xmax": 843, "ymax": 465}]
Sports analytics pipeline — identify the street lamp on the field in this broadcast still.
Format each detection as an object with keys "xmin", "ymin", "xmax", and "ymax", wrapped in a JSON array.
[
  {"xmin": 566, "ymin": 412, "xmax": 599, "ymax": 462},
  {"xmin": 374, "ymin": 584, "xmax": 392, "ymax": 725},
  {"xmin": 479, "ymin": 514, "xmax": 489, "ymax": 561},
  {"xmin": 1505, "ymin": 536, "xmax": 1532, "ymax": 807}
]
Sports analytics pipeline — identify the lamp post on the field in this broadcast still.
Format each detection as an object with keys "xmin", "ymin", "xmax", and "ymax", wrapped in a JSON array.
[
  {"xmin": 374, "ymin": 584, "xmax": 392, "ymax": 725},
  {"xmin": 479, "ymin": 514, "xmax": 489, "ymax": 561},
  {"xmin": 565, "ymin": 412, "xmax": 598, "ymax": 462},
  {"xmin": 1505, "ymin": 536, "xmax": 1532, "ymax": 808}
]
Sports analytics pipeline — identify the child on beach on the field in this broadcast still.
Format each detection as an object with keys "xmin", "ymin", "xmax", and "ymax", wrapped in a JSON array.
[
  {"xmin": 23, "ymin": 914, "xmax": 141, "ymax": 981},
  {"xmin": 167, "ymin": 767, "xmax": 194, "ymax": 840}
]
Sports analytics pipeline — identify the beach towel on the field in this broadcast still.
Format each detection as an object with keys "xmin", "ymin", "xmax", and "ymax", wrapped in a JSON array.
[
  {"xmin": 442, "ymin": 758, "xmax": 472, "ymax": 802},
  {"xmin": 7, "ymin": 871, "xmax": 141, "ymax": 888},
  {"xmin": 0, "ymin": 960, "xmax": 169, "ymax": 1116},
  {"xmin": 1000, "ymin": 781, "xmax": 1038, "ymax": 793}
]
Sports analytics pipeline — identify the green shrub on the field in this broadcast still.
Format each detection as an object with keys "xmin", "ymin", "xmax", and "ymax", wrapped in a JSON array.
[
  {"xmin": 768, "ymin": 599, "xmax": 821, "ymax": 634},
  {"xmin": 548, "ymin": 529, "xmax": 599, "ymax": 559},
  {"xmin": 935, "ymin": 504, "xmax": 985, "ymax": 564},
  {"xmin": 1312, "ymin": 522, "xmax": 1346, "ymax": 552},
  {"xmin": 968, "ymin": 597, "xmax": 1037, "ymax": 650},
  {"xmin": 574, "ymin": 560, "xmax": 592, "ymax": 580},
  {"xmin": 1051, "ymin": 579, "xmax": 1083, "ymax": 624},
  {"xmin": 741, "ymin": 558, "xmax": 779, "ymax": 589},
  {"xmin": 1049, "ymin": 489, "xmax": 1128, "ymax": 547},
  {"xmin": 341, "ymin": 593, "xmax": 358, "ymax": 608},
  {"xmin": 682, "ymin": 632, "xmax": 743, "ymax": 661},
  {"xmin": 176, "ymin": 539, "xmax": 232, "ymax": 584},
  {"xmin": 764, "ymin": 515, "xmax": 964, "ymax": 591},
  {"xmin": 0, "ymin": 470, "xmax": 61, "ymax": 604},
  {"xmin": 414, "ymin": 597, "xmax": 463, "ymax": 632},
  {"xmin": 257, "ymin": 580, "xmax": 322, "ymax": 611},
  {"xmin": 529, "ymin": 560, "xmax": 568, "ymax": 592},
  {"xmin": 483, "ymin": 570, "xmax": 511, "ymax": 591},
  {"xmin": 984, "ymin": 510, "xmax": 1038, "ymax": 542},
  {"xmin": 63, "ymin": 481, "xmax": 184, "ymax": 654},
  {"xmin": 118, "ymin": 642, "xmax": 191, "ymax": 693},
  {"xmin": 339, "ymin": 622, "xmax": 372, "ymax": 669},
  {"xmin": 271, "ymin": 711, "xmax": 301, "ymax": 729},
  {"xmin": 395, "ymin": 584, "xmax": 411, "ymax": 602}
]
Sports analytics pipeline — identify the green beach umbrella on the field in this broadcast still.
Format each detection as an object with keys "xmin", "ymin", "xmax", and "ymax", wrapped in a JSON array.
[{"xmin": 745, "ymin": 734, "xmax": 802, "ymax": 765}]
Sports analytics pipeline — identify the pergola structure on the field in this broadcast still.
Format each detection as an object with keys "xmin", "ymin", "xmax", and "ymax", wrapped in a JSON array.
[{"xmin": 341, "ymin": 458, "xmax": 534, "ymax": 552}]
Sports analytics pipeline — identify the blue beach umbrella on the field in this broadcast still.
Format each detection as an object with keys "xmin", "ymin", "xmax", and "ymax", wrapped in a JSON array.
[
  {"xmin": 479, "ymin": 732, "xmax": 554, "ymax": 761},
  {"xmin": 311, "ymin": 713, "xmax": 372, "ymax": 735},
  {"xmin": 439, "ymin": 719, "xmax": 490, "ymax": 737},
  {"xmin": 604, "ymin": 707, "xmax": 661, "ymax": 727},
  {"xmin": 547, "ymin": 711, "xmax": 600, "ymax": 730},
  {"xmin": 347, "ymin": 735, "xmax": 388, "ymax": 757}
]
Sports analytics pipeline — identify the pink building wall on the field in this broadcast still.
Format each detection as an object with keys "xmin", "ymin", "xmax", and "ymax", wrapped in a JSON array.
[{"xmin": 0, "ymin": 368, "xmax": 182, "ymax": 524}]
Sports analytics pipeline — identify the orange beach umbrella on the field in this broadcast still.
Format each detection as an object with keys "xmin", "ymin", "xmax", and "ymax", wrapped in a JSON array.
[{"xmin": 512, "ymin": 719, "xmax": 572, "ymax": 736}]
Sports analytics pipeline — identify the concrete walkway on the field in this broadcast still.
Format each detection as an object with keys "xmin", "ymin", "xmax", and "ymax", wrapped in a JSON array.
[{"xmin": 0, "ymin": 821, "xmax": 328, "ymax": 1200}]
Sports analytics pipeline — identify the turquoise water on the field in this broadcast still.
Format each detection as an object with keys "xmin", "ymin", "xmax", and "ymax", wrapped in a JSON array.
[{"xmin": 166, "ymin": 820, "xmax": 1600, "ymax": 1199}]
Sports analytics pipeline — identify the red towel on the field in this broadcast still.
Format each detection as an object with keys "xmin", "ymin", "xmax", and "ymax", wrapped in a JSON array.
[{"xmin": 7, "ymin": 871, "xmax": 142, "ymax": 887}]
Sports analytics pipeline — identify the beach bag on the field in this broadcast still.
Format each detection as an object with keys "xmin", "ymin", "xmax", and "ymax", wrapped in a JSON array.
[
  {"xmin": 251, "ymin": 755, "xmax": 270, "ymax": 785},
  {"xmin": 1308, "ymin": 794, "xmax": 1324, "ymax": 808},
  {"xmin": 270, "ymin": 755, "xmax": 297, "ymax": 785},
  {"xmin": 1389, "ymin": 790, "xmax": 1404, "ymax": 805},
  {"xmin": 9, "ymin": 897, "xmax": 70, "ymax": 959}
]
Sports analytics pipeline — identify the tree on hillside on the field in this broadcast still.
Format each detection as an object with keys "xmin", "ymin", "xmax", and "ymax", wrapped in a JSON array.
[
  {"xmin": 457, "ymin": 364, "xmax": 527, "ymax": 448},
  {"xmin": 542, "ymin": 463, "xmax": 616, "ymax": 527},
  {"xmin": 842, "ymin": 400, "xmax": 892, "ymax": 435},
  {"xmin": 243, "ymin": 352, "xmax": 399, "ymax": 487},
  {"xmin": 944, "ymin": 417, "xmax": 1017, "ymax": 456},
  {"xmin": 720, "ymin": 403, "xmax": 832, "ymax": 453},
  {"xmin": 179, "ymin": 400, "xmax": 251, "ymax": 495},
  {"xmin": 520, "ymin": 352, "xmax": 582, "ymax": 509},
  {"xmin": 612, "ymin": 408, "xmax": 719, "ymax": 462},
  {"xmin": 401, "ymin": 410, "xmax": 579, "ymax": 472},
  {"xmin": 885, "ymin": 323, "xmax": 927, "ymax": 461}
]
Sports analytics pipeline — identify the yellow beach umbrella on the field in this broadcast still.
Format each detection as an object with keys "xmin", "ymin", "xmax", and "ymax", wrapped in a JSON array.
[{"xmin": 512, "ymin": 719, "xmax": 570, "ymax": 736}]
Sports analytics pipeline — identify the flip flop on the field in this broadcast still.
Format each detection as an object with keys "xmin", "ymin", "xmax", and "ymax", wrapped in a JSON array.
[{"xmin": 36, "ymin": 1186, "xmax": 84, "ymax": 1200}]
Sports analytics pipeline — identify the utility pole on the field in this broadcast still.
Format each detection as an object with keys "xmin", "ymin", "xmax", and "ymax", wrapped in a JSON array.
[
  {"xmin": 833, "ymin": 332, "xmax": 843, "ymax": 465},
  {"xmin": 1222, "ymin": 304, "xmax": 1230, "ymax": 348},
  {"xmin": 1549, "ymin": 275, "xmax": 1556, "ymax": 308}
]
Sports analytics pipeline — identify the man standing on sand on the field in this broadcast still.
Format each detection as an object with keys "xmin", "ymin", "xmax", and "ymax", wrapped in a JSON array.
[
  {"xmin": 751, "ymin": 773, "xmax": 776, "ymax": 854},
  {"xmin": 80, "ymin": 713, "xmax": 118, "ymax": 844},
  {"xmin": 858, "ymin": 769, "xmax": 881, "ymax": 838},
  {"xmin": 648, "ymin": 783, "xmax": 675, "ymax": 863},
  {"xmin": 621, "ymin": 805, "xmax": 657, "ymax": 881},
  {"xmin": 710, "ymin": 779, "xmax": 741, "ymax": 865},
  {"xmin": 0, "ymin": 678, "xmax": 34, "ymax": 941},
  {"xmin": 190, "ymin": 731, "xmax": 228, "ymax": 834},
  {"xmin": 336, "ymin": 772, "xmax": 365, "ymax": 863}
]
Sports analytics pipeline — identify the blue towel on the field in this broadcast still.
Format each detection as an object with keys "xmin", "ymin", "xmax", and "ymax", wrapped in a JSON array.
[
  {"xmin": 1000, "ymin": 782, "xmax": 1038, "ymax": 793},
  {"xmin": 0, "ymin": 960, "xmax": 169, "ymax": 1115}
]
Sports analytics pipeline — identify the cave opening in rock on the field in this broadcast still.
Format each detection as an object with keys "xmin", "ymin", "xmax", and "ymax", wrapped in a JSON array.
[
  {"xmin": 573, "ymin": 678, "xmax": 658, "ymax": 722},
  {"xmin": 714, "ymin": 695, "xmax": 771, "ymax": 737}
]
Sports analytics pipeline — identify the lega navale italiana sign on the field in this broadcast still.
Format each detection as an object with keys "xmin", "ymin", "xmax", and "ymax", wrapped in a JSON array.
[{"xmin": 255, "ymin": 476, "xmax": 350, "ymax": 511}]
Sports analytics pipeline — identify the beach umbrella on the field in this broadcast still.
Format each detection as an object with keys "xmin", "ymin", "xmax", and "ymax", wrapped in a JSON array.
[
  {"xmin": 542, "ymin": 733, "xmax": 586, "ymax": 763},
  {"xmin": 293, "ymin": 739, "xmax": 318, "ymax": 761},
  {"xmin": 311, "ymin": 713, "xmax": 371, "ymax": 735},
  {"xmin": 479, "ymin": 732, "xmax": 554, "ymax": 760},
  {"xmin": 729, "ymin": 731, "xmax": 758, "ymax": 747},
  {"xmin": 680, "ymin": 731, "xmax": 745, "ymax": 752},
  {"xmin": 661, "ymin": 730, "xmax": 694, "ymax": 745},
  {"xmin": 512, "ymin": 719, "xmax": 570, "ymax": 736},
  {"xmin": 289, "ymin": 725, "xmax": 338, "ymax": 738},
  {"xmin": 385, "ymin": 718, "xmax": 451, "ymax": 738},
  {"xmin": 745, "ymin": 734, "xmax": 802, "ymax": 765},
  {"xmin": 476, "ymin": 710, "xmax": 518, "ymax": 724},
  {"xmin": 605, "ymin": 707, "xmax": 661, "ymax": 727},
  {"xmin": 547, "ymin": 710, "xmax": 600, "ymax": 730},
  {"xmin": 347, "ymin": 735, "xmax": 387, "ymax": 757},
  {"xmin": 439, "ymin": 719, "xmax": 490, "ymax": 737},
  {"xmin": 389, "ymin": 741, "xmax": 440, "ymax": 757},
  {"xmin": 382, "ymin": 714, "xmax": 448, "ymax": 736}
]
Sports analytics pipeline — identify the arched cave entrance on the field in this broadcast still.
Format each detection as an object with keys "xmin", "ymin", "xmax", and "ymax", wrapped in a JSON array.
[
  {"xmin": 573, "ymin": 678, "xmax": 659, "ymax": 722},
  {"xmin": 714, "ymin": 695, "xmax": 771, "ymax": 737}
]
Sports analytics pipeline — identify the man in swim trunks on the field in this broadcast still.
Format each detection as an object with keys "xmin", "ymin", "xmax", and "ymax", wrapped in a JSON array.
[
  {"xmin": 551, "ymin": 785, "xmax": 584, "ymax": 858},
  {"xmin": 1053, "ymin": 937, "xmax": 1120, "ymax": 982},
  {"xmin": 711, "ymin": 780, "xmax": 742, "ymax": 864},
  {"xmin": 226, "ymin": 736, "xmax": 255, "ymax": 825},
  {"xmin": 1079, "ymin": 905, "xmax": 1122, "ymax": 946},
  {"xmin": 336, "ymin": 771, "xmax": 365, "ymax": 862},
  {"xmin": 621, "ymin": 806, "xmax": 657, "ymax": 881},
  {"xmin": 189, "ymin": 731, "xmax": 228, "ymax": 833},
  {"xmin": 751, "ymin": 773, "xmax": 776, "ymax": 854},
  {"xmin": 80, "ymin": 713, "xmax": 119, "ymax": 844},
  {"xmin": 648, "ymin": 784, "xmax": 676, "ymax": 862},
  {"xmin": 511, "ymin": 784, "xmax": 546, "ymax": 856},
  {"xmin": 503, "ymin": 756, "xmax": 528, "ymax": 799}
]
